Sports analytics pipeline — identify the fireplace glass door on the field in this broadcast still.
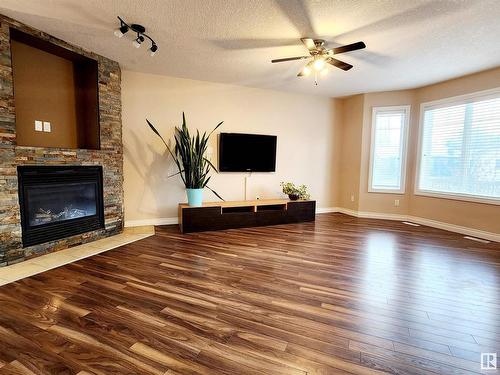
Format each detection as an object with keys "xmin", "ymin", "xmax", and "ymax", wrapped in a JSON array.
[
  {"xmin": 18, "ymin": 166, "xmax": 104, "ymax": 247},
  {"xmin": 26, "ymin": 182, "xmax": 98, "ymax": 226}
]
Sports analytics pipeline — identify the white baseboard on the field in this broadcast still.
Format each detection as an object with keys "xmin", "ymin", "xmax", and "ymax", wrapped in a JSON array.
[
  {"xmin": 125, "ymin": 208, "xmax": 499, "ymax": 243},
  {"xmin": 336, "ymin": 208, "xmax": 408, "ymax": 221},
  {"xmin": 320, "ymin": 207, "xmax": 499, "ymax": 243},
  {"xmin": 404, "ymin": 216, "xmax": 499, "ymax": 243},
  {"xmin": 316, "ymin": 207, "xmax": 340, "ymax": 214}
]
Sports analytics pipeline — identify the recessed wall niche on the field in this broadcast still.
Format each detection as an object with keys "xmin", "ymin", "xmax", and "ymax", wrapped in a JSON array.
[{"xmin": 10, "ymin": 29, "xmax": 99, "ymax": 149}]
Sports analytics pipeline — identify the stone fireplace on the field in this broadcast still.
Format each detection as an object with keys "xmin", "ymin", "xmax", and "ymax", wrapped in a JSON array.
[{"xmin": 0, "ymin": 14, "xmax": 123, "ymax": 266}]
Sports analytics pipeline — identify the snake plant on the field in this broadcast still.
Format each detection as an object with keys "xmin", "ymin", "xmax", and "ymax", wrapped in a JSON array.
[{"xmin": 147, "ymin": 113, "xmax": 224, "ymax": 200}]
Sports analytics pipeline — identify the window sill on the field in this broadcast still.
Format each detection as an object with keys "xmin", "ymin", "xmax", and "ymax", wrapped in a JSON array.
[
  {"xmin": 414, "ymin": 190, "xmax": 500, "ymax": 206},
  {"xmin": 368, "ymin": 188, "xmax": 405, "ymax": 195}
]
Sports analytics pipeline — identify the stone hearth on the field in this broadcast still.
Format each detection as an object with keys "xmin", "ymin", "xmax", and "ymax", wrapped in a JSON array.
[{"xmin": 0, "ymin": 14, "xmax": 123, "ymax": 266}]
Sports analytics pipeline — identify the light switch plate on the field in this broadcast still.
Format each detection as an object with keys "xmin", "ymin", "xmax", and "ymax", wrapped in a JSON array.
[
  {"xmin": 35, "ymin": 120, "xmax": 43, "ymax": 132},
  {"xmin": 43, "ymin": 122, "xmax": 51, "ymax": 132}
]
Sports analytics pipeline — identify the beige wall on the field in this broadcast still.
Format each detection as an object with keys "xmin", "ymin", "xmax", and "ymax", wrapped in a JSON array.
[
  {"xmin": 330, "ymin": 99, "xmax": 343, "ymax": 205},
  {"xmin": 338, "ymin": 95, "xmax": 364, "ymax": 210},
  {"xmin": 358, "ymin": 90, "xmax": 415, "ymax": 215},
  {"xmin": 122, "ymin": 71, "xmax": 341, "ymax": 223},
  {"xmin": 11, "ymin": 40, "xmax": 78, "ymax": 148},
  {"xmin": 340, "ymin": 67, "xmax": 500, "ymax": 234}
]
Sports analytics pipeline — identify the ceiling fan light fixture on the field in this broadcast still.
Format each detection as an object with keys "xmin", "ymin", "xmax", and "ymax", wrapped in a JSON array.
[
  {"xmin": 313, "ymin": 58, "xmax": 326, "ymax": 71},
  {"xmin": 271, "ymin": 37, "xmax": 365, "ymax": 85}
]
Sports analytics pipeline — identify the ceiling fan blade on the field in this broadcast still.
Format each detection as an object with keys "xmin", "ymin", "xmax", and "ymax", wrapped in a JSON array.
[
  {"xmin": 300, "ymin": 38, "xmax": 316, "ymax": 51},
  {"xmin": 333, "ymin": 41, "xmax": 366, "ymax": 55},
  {"xmin": 327, "ymin": 57, "xmax": 353, "ymax": 71},
  {"xmin": 271, "ymin": 56, "xmax": 310, "ymax": 63}
]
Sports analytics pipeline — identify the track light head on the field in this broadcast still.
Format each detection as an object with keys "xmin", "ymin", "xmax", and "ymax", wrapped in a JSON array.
[
  {"xmin": 133, "ymin": 35, "xmax": 145, "ymax": 48},
  {"xmin": 150, "ymin": 44, "xmax": 158, "ymax": 56},
  {"xmin": 114, "ymin": 24, "xmax": 129, "ymax": 38}
]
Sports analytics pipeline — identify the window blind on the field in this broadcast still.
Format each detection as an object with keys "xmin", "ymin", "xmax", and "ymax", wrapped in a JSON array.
[
  {"xmin": 370, "ymin": 107, "xmax": 409, "ymax": 192},
  {"xmin": 418, "ymin": 94, "xmax": 500, "ymax": 201}
]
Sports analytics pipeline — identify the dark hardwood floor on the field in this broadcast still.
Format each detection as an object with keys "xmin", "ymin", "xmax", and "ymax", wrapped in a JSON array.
[{"xmin": 0, "ymin": 213, "xmax": 499, "ymax": 374}]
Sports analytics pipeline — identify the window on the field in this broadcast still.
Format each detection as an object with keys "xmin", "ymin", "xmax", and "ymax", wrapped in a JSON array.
[
  {"xmin": 369, "ymin": 106, "xmax": 410, "ymax": 193},
  {"xmin": 417, "ymin": 89, "xmax": 500, "ymax": 204}
]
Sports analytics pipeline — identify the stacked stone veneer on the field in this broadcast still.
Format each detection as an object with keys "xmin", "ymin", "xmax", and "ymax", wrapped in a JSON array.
[{"xmin": 0, "ymin": 14, "xmax": 123, "ymax": 266}]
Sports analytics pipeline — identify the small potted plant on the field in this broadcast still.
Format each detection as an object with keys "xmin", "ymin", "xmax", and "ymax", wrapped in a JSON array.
[
  {"xmin": 280, "ymin": 182, "xmax": 311, "ymax": 201},
  {"xmin": 147, "ymin": 113, "xmax": 223, "ymax": 206}
]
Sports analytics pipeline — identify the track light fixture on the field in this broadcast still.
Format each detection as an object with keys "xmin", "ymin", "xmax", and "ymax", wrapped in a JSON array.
[{"xmin": 114, "ymin": 16, "xmax": 158, "ymax": 56}]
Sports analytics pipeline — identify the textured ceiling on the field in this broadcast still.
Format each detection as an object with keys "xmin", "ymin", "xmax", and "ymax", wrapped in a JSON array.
[{"xmin": 1, "ymin": 0, "xmax": 500, "ymax": 97}]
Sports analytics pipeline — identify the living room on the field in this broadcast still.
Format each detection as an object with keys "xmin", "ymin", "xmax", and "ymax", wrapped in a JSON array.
[{"xmin": 0, "ymin": 1, "xmax": 499, "ymax": 374}]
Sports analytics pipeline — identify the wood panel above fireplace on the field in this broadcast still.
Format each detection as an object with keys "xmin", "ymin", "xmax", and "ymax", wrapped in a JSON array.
[{"xmin": 10, "ymin": 28, "xmax": 100, "ymax": 150}]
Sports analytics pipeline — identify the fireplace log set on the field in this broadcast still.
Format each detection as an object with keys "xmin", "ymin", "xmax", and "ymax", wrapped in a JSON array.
[{"xmin": 33, "ymin": 207, "xmax": 88, "ymax": 225}]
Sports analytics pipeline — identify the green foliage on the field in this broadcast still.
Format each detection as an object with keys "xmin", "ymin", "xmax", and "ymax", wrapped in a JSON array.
[
  {"xmin": 147, "ymin": 113, "xmax": 224, "ymax": 200},
  {"xmin": 280, "ymin": 181, "xmax": 311, "ymax": 200}
]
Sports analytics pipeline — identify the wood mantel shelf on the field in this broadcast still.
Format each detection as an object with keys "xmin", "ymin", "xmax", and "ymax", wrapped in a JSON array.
[{"xmin": 178, "ymin": 199, "xmax": 315, "ymax": 233}]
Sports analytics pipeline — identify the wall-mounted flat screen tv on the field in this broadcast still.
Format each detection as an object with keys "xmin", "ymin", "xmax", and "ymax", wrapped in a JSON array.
[{"xmin": 219, "ymin": 133, "xmax": 277, "ymax": 172}]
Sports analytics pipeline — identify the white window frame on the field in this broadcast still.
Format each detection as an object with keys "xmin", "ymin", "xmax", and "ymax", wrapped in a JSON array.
[
  {"xmin": 368, "ymin": 105, "xmax": 410, "ymax": 194},
  {"xmin": 415, "ymin": 87, "xmax": 500, "ymax": 206}
]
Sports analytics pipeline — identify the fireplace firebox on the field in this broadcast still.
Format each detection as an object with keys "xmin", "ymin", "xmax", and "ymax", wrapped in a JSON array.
[{"xmin": 17, "ymin": 166, "xmax": 104, "ymax": 247}]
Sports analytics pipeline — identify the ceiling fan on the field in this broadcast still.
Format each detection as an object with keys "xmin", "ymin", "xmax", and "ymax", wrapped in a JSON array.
[{"xmin": 271, "ymin": 38, "xmax": 366, "ymax": 80}]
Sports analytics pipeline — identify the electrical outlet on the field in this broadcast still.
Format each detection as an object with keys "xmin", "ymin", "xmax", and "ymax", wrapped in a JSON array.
[
  {"xmin": 43, "ymin": 121, "xmax": 51, "ymax": 132},
  {"xmin": 35, "ymin": 120, "xmax": 43, "ymax": 132},
  {"xmin": 394, "ymin": 199, "xmax": 400, "ymax": 207},
  {"xmin": 350, "ymin": 194, "xmax": 355, "ymax": 202}
]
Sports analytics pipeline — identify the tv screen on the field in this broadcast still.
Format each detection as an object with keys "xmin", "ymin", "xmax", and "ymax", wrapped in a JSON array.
[{"xmin": 219, "ymin": 133, "xmax": 277, "ymax": 172}]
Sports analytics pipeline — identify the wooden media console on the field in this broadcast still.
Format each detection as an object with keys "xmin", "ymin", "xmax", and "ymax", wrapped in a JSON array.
[{"xmin": 178, "ymin": 199, "xmax": 315, "ymax": 233}]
